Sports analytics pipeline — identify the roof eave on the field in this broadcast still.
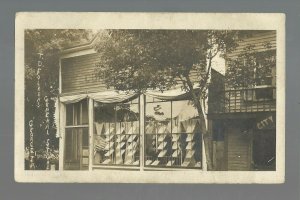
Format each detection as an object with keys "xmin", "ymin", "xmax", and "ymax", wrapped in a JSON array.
[{"xmin": 59, "ymin": 32, "xmax": 100, "ymax": 56}]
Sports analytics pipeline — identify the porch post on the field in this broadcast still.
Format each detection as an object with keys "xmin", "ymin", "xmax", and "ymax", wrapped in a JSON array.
[
  {"xmin": 88, "ymin": 98, "xmax": 94, "ymax": 171},
  {"xmin": 140, "ymin": 94, "xmax": 145, "ymax": 171},
  {"xmin": 59, "ymin": 102, "xmax": 65, "ymax": 171}
]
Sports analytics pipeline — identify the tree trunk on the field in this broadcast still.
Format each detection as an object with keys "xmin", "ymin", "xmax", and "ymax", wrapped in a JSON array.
[{"xmin": 185, "ymin": 75, "xmax": 213, "ymax": 170}]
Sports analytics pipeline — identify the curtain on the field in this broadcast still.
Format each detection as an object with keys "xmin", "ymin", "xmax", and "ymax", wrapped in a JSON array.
[
  {"xmin": 60, "ymin": 91, "xmax": 138, "ymax": 104},
  {"xmin": 59, "ymin": 85, "xmax": 206, "ymax": 124},
  {"xmin": 144, "ymin": 84, "xmax": 200, "ymax": 101},
  {"xmin": 89, "ymin": 90, "xmax": 138, "ymax": 103},
  {"xmin": 145, "ymin": 85, "xmax": 208, "ymax": 130},
  {"xmin": 60, "ymin": 93, "xmax": 88, "ymax": 104},
  {"xmin": 60, "ymin": 84, "xmax": 201, "ymax": 104}
]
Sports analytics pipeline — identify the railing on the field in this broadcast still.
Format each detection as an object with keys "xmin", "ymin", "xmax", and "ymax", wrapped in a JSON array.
[{"xmin": 208, "ymin": 87, "xmax": 276, "ymax": 114}]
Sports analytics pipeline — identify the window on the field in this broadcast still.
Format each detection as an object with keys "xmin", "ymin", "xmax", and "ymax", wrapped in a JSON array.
[
  {"xmin": 254, "ymin": 50, "xmax": 276, "ymax": 87},
  {"xmin": 145, "ymin": 97, "xmax": 202, "ymax": 169},
  {"xmin": 64, "ymin": 95, "xmax": 204, "ymax": 170},
  {"xmin": 93, "ymin": 97, "xmax": 140, "ymax": 166},
  {"xmin": 64, "ymin": 99, "xmax": 89, "ymax": 170},
  {"xmin": 243, "ymin": 86, "xmax": 275, "ymax": 102},
  {"xmin": 243, "ymin": 50, "xmax": 276, "ymax": 102}
]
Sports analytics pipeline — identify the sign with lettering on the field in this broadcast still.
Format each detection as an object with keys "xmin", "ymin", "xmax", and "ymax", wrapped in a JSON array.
[
  {"xmin": 36, "ymin": 53, "xmax": 44, "ymax": 108},
  {"xmin": 29, "ymin": 119, "xmax": 35, "ymax": 170},
  {"xmin": 38, "ymin": 53, "xmax": 52, "ymax": 170},
  {"xmin": 256, "ymin": 114, "xmax": 276, "ymax": 130},
  {"xmin": 28, "ymin": 53, "xmax": 44, "ymax": 170}
]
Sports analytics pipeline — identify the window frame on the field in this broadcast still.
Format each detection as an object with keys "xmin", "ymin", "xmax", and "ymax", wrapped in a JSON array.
[
  {"xmin": 242, "ymin": 50, "xmax": 276, "ymax": 102},
  {"xmin": 143, "ymin": 96, "xmax": 203, "ymax": 170},
  {"xmin": 63, "ymin": 95, "xmax": 204, "ymax": 171},
  {"xmin": 92, "ymin": 96, "xmax": 141, "ymax": 170},
  {"xmin": 64, "ymin": 99, "xmax": 90, "ymax": 170}
]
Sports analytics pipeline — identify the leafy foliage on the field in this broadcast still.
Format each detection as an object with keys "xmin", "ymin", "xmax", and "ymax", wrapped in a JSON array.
[
  {"xmin": 226, "ymin": 42, "xmax": 276, "ymax": 88},
  {"xmin": 94, "ymin": 30, "xmax": 240, "ymax": 94},
  {"xmin": 94, "ymin": 30, "xmax": 244, "ymax": 169},
  {"xmin": 24, "ymin": 29, "xmax": 93, "ymax": 169},
  {"xmin": 94, "ymin": 30, "xmax": 243, "ymax": 121}
]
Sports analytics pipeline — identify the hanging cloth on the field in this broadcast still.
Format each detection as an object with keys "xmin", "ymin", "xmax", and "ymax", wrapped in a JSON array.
[
  {"xmin": 144, "ymin": 84, "xmax": 208, "ymax": 131},
  {"xmin": 88, "ymin": 90, "xmax": 138, "ymax": 103},
  {"xmin": 59, "ymin": 90, "xmax": 138, "ymax": 104},
  {"xmin": 144, "ymin": 84, "xmax": 200, "ymax": 101},
  {"xmin": 59, "ymin": 93, "xmax": 87, "ymax": 104}
]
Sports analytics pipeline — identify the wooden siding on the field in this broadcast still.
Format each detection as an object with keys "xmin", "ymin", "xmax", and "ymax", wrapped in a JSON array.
[
  {"xmin": 61, "ymin": 53, "xmax": 109, "ymax": 94},
  {"xmin": 226, "ymin": 30, "xmax": 276, "ymax": 59},
  {"xmin": 224, "ymin": 30, "xmax": 276, "ymax": 113},
  {"xmin": 208, "ymin": 31, "xmax": 276, "ymax": 115},
  {"xmin": 61, "ymin": 53, "xmax": 201, "ymax": 95}
]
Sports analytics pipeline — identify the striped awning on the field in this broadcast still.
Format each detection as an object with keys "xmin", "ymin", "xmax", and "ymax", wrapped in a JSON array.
[
  {"xmin": 89, "ymin": 90, "xmax": 138, "ymax": 103},
  {"xmin": 144, "ymin": 84, "xmax": 200, "ymax": 101},
  {"xmin": 59, "ymin": 93, "xmax": 87, "ymax": 104},
  {"xmin": 59, "ymin": 90, "xmax": 138, "ymax": 104},
  {"xmin": 59, "ymin": 83, "xmax": 201, "ymax": 104}
]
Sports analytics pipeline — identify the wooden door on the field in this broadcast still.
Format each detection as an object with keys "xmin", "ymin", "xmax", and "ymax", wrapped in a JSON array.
[
  {"xmin": 64, "ymin": 127, "xmax": 89, "ymax": 170},
  {"xmin": 227, "ymin": 127, "xmax": 251, "ymax": 171}
]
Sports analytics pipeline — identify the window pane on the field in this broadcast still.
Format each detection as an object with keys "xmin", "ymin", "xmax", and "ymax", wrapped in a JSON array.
[
  {"xmin": 64, "ymin": 128, "xmax": 73, "ymax": 161},
  {"xmin": 74, "ymin": 102, "xmax": 80, "ymax": 125},
  {"xmin": 172, "ymin": 100, "xmax": 202, "ymax": 168},
  {"xmin": 172, "ymin": 100, "xmax": 198, "ymax": 132},
  {"xmin": 66, "ymin": 100, "xmax": 88, "ymax": 126},
  {"xmin": 255, "ymin": 88, "xmax": 273, "ymax": 100},
  {"xmin": 81, "ymin": 100, "xmax": 89, "ymax": 125},
  {"xmin": 82, "ymin": 128, "xmax": 89, "ymax": 147},
  {"xmin": 81, "ymin": 128, "xmax": 89, "ymax": 170},
  {"xmin": 64, "ymin": 127, "xmax": 89, "ymax": 170},
  {"xmin": 66, "ymin": 104, "xmax": 74, "ymax": 126},
  {"xmin": 145, "ymin": 101, "xmax": 171, "ymax": 122},
  {"xmin": 94, "ymin": 103, "xmax": 116, "ymax": 122},
  {"xmin": 145, "ymin": 101, "xmax": 172, "ymax": 167},
  {"xmin": 145, "ymin": 100, "xmax": 202, "ymax": 169},
  {"xmin": 93, "ymin": 98, "xmax": 140, "ymax": 166}
]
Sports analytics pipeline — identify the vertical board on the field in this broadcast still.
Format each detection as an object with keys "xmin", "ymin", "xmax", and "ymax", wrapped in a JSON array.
[{"xmin": 227, "ymin": 126, "xmax": 251, "ymax": 171}]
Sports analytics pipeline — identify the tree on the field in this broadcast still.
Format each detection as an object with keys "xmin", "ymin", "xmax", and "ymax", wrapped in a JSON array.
[
  {"xmin": 24, "ymin": 29, "xmax": 94, "ymax": 169},
  {"xmin": 94, "ymin": 30, "xmax": 242, "ymax": 169},
  {"xmin": 225, "ymin": 42, "xmax": 276, "ymax": 88}
]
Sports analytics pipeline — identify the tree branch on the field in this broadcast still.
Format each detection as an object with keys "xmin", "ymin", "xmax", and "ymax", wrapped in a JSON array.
[{"xmin": 182, "ymin": 74, "xmax": 206, "ymax": 129}]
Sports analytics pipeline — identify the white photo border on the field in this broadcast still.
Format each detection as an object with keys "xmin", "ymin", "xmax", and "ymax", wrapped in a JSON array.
[{"xmin": 15, "ymin": 12, "xmax": 285, "ymax": 183}]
